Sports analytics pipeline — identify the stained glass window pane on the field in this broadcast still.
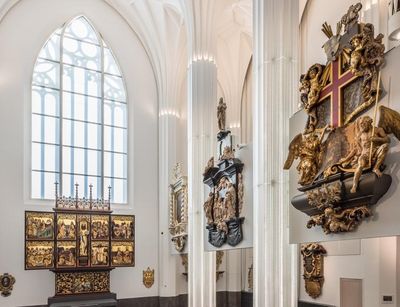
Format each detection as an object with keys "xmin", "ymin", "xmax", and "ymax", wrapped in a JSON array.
[
  {"xmin": 63, "ymin": 37, "xmax": 101, "ymax": 70},
  {"xmin": 62, "ymin": 119, "xmax": 101, "ymax": 150},
  {"xmin": 32, "ymin": 16, "xmax": 127, "ymax": 204},
  {"xmin": 63, "ymin": 65, "xmax": 101, "ymax": 97},
  {"xmin": 32, "ymin": 59, "xmax": 60, "ymax": 88},
  {"xmin": 64, "ymin": 17, "xmax": 99, "ymax": 45},
  {"xmin": 104, "ymin": 75, "xmax": 126, "ymax": 101},
  {"xmin": 104, "ymin": 48, "xmax": 121, "ymax": 76},
  {"xmin": 62, "ymin": 92, "xmax": 101, "ymax": 124},
  {"xmin": 104, "ymin": 100, "xmax": 127, "ymax": 128},
  {"xmin": 32, "ymin": 86, "xmax": 60, "ymax": 116},
  {"xmin": 38, "ymin": 33, "xmax": 61, "ymax": 61},
  {"xmin": 104, "ymin": 126, "xmax": 127, "ymax": 153}
]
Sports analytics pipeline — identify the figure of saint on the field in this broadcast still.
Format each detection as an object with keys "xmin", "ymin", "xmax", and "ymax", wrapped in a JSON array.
[
  {"xmin": 79, "ymin": 223, "xmax": 89, "ymax": 256},
  {"xmin": 217, "ymin": 97, "xmax": 227, "ymax": 131},
  {"xmin": 338, "ymin": 116, "xmax": 389, "ymax": 193}
]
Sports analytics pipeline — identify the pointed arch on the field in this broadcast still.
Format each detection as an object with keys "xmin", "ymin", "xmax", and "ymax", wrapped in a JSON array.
[{"xmin": 31, "ymin": 16, "xmax": 128, "ymax": 204}]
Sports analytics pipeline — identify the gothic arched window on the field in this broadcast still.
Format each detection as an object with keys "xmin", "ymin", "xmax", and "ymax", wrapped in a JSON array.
[{"xmin": 31, "ymin": 16, "xmax": 127, "ymax": 203}]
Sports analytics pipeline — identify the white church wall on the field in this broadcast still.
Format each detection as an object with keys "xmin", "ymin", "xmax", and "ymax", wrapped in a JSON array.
[
  {"xmin": 299, "ymin": 237, "xmax": 398, "ymax": 307},
  {"xmin": 0, "ymin": 0, "xmax": 158, "ymax": 306}
]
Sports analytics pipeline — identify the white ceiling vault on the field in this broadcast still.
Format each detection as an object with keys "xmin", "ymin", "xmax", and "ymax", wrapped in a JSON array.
[{"xmin": 0, "ymin": 0, "xmax": 252, "ymax": 123}]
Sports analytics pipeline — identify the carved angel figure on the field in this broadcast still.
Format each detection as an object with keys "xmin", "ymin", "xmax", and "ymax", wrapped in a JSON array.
[
  {"xmin": 344, "ymin": 23, "xmax": 385, "ymax": 124},
  {"xmin": 337, "ymin": 106, "xmax": 400, "ymax": 193},
  {"xmin": 284, "ymin": 126, "xmax": 329, "ymax": 186},
  {"xmin": 299, "ymin": 64, "xmax": 325, "ymax": 132}
]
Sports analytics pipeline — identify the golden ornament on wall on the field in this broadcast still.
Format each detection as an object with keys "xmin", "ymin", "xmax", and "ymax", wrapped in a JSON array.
[
  {"xmin": 143, "ymin": 267, "xmax": 155, "ymax": 288},
  {"xmin": 284, "ymin": 2, "xmax": 400, "ymax": 234},
  {"xmin": 0, "ymin": 273, "xmax": 15, "ymax": 297},
  {"xmin": 169, "ymin": 163, "xmax": 188, "ymax": 252},
  {"xmin": 301, "ymin": 243, "xmax": 326, "ymax": 299}
]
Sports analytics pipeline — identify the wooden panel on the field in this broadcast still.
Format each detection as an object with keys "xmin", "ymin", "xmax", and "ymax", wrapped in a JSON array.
[{"xmin": 340, "ymin": 278, "xmax": 362, "ymax": 307}]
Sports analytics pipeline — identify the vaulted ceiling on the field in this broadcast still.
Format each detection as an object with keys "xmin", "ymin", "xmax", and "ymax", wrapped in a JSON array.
[{"xmin": 0, "ymin": 0, "xmax": 252, "ymax": 122}]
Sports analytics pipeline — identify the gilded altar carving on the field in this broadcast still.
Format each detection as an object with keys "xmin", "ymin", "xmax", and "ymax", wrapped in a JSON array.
[
  {"xmin": 169, "ymin": 163, "xmax": 188, "ymax": 252},
  {"xmin": 0, "ymin": 273, "xmax": 15, "ymax": 297},
  {"xmin": 143, "ymin": 267, "xmax": 155, "ymax": 288},
  {"xmin": 301, "ymin": 243, "xmax": 326, "ymax": 299},
  {"xmin": 55, "ymin": 271, "xmax": 110, "ymax": 295},
  {"xmin": 284, "ymin": 3, "xmax": 398, "ymax": 234},
  {"xmin": 25, "ymin": 183, "xmax": 135, "ymax": 297}
]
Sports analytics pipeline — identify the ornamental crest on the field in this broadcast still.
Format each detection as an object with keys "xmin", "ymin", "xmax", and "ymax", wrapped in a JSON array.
[
  {"xmin": 0, "ymin": 273, "xmax": 15, "ymax": 297},
  {"xmin": 285, "ymin": 3, "xmax": 400, "ymax": 233},
  {"xmin": 143, "ymin": 267, "xmax": 155, "ymax": 288},
  {"xmin": 301, "ymin": 244, "xmax": 326, "ymax": 299}
]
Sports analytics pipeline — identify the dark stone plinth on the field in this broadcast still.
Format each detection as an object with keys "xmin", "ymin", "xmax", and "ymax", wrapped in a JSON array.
[
  {"xmin": 207, "ymin": 217, "xmax": 244, "ymax": 248},
  {"xmin": 292, "ymin": 171, "xmax": 392, "ymax": 217}
]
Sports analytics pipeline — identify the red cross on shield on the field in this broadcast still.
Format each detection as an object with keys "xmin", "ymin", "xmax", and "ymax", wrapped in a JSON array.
[{"xmin": 318, "ymin": 57, "xmax": 358, "ymax": 127}]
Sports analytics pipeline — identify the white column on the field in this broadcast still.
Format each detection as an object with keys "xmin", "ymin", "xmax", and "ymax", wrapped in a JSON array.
[
  {"xmin": 158, "ymin": 113, "xmax": 179, "ymax": 297},
  {"xmin": 187, "ymin": 58, "xmax": 217, "ymax": 307},
  {"xmin": 252, "ymin": 0, "xmax": 299, "ymax": 306}
]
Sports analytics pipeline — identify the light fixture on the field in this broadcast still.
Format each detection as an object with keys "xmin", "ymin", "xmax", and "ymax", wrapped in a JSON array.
[{"xmin": 388, "ymin": 0, "xmax": 400, "ymax": 41}]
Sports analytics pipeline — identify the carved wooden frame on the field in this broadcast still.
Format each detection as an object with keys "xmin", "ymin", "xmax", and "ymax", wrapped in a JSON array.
[{"xmin": 169, "ymin": 163, "xmax": 188, "ymax": 252}]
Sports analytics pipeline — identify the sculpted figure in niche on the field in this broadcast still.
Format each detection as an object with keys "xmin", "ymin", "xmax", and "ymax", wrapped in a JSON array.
[
  {"xmin": 338, "ymin": 116, "xmax": 389, "ymax": 193},
  {"xmin": 217, "ymin": 97, "xmax": 227, "ymax": 131}
]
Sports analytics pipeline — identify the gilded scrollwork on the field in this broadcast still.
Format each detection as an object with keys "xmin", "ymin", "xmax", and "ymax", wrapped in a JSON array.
[
  {"xmin": 55, "ymin": 271, "xmax": 110, "ymax": 295},
  {"xmin": 307, "ymin": 206, "xmax": 371, "ymax": 234},
  {"xmin": 306, "ymin": 182, "xmax": 342, "ymax": 210},
  {"xmin": 301, "ymin": 243, "xmax": 326, "ymax": 299},
  {"xmin": 284, "ymin": 3, "xmax": 397, "ymax": 234}
]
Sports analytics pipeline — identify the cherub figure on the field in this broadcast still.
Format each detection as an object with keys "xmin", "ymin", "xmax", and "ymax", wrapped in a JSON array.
[
  {"xmin": 306, "ymin": 64, "xmax": 324, "ymax": 109},
  {"xmin": 338, "ymin": 116, "xmax": 389, "ymax": 193},
  {"xmin": 300, "ymin": 64, "xmax": 325, "ymax": 132},
  {"xmin": 349, "ymin": 34, "xmax": 365, "ymax": 76}
]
